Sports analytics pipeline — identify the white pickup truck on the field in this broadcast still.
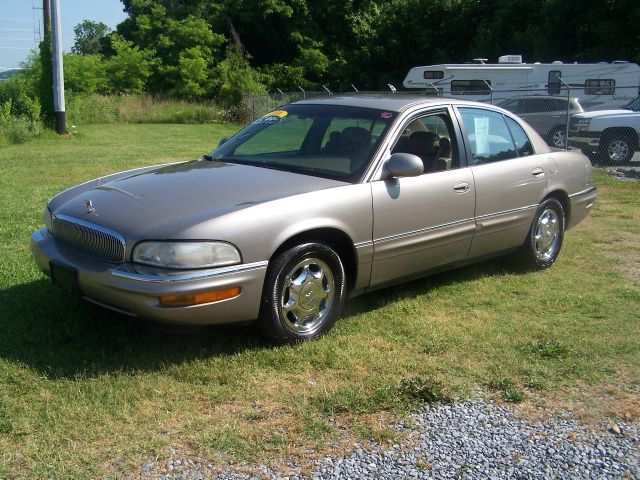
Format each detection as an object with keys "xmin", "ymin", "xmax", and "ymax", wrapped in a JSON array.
[{"xmin": 569, "ymin": 97, "xmax": 640, "ymax": 165}]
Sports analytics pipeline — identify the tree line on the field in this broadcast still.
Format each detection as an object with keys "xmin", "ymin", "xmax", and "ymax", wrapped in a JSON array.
[{"xmin": 1, "ymin": 0, "xmax": 638, "ymax": 137}]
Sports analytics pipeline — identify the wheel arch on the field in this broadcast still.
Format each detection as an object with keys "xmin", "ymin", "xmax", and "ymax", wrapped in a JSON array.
[
  {"xmin": 270, "ymin": 228, "xmax": 358, "ymax": 293},
  {"xmin": 544, "ymin": 190, "xmax": 571, "ymax": 228},
  {"xmin": 601, "ymin": 127, "xmax": 639, "ymax": 149}
]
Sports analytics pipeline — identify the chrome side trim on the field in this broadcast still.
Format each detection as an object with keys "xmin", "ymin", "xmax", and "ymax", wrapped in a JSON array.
[
  {"xmin": 475, "ymin": 204, "xmax": 538, "ymax": 221},
  {"xmin": 111, "ymin": 260, "xmax": 269, "ymax": 283},
  {"xmin": 354, "ymin": 240, "xmax": 373, "ymax": 248},
  {"xmin": 375, "ymin": 217, "xmax": 475, "ymax": 244},
  {"xmin": 569, "ymin": 186, "xmax": 597, "ymax": 198}
]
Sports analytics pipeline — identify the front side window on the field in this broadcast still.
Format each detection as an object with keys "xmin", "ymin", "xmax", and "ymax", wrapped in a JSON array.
[
  {"xmin": 585, "ymin": 79, "xmax": 615, "ymax": 95},
  {"xmin": 451, "ymin": 79, "xmax": 492, "ymax": 95},
  {"xmin": 211, "ymin": 105, "xmax": 395, "ymax": 182},
  {"xmin": 458, "ymin": 108, "xmax": 517, "ymax": 164},
  {"xmin": 391, "ymin": 111, "xmax": 458, "ymax": 173}
]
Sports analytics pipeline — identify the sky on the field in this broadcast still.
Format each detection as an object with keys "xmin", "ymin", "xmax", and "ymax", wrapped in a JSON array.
[{"xmin": 0, "ymin": 0, "xmax": 128, "ymax": 71}]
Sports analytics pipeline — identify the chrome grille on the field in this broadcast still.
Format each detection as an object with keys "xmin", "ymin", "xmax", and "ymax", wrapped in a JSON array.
[{"xmin": 51, "ymin": 215, "xmax": 126, "ymax": 263}]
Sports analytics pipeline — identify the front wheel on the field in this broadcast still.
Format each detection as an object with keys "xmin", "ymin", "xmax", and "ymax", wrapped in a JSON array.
[
  {"xmin": 257, "ymin": 243, "xmax": 346, "ymax": 343},
  {"xmin": 600, "ymin": 135, "xmax": 634, "ymax": 165},
  {"xmin": 519, "ymin": 198, "xmax": 565, "ymax": 270}
]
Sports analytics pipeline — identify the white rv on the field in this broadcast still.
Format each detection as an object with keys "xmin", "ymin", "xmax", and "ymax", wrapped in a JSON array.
[{"xmin": 403, "ymin": 55, "xmax": 640, "ymax": 111}]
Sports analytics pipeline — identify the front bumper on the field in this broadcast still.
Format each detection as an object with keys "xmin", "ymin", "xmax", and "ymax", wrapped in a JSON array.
[
  {"xmin": 568, "ymin": 131, "xmax": 602, "ymax": 151},
  {"xmin": 31, "ymin": 228, "xmax": 268, "ymax": 325}
]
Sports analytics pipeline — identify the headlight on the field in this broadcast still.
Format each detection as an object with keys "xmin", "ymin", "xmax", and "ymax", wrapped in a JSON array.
[
  {"xmin": 577, "ymin": 118, "xmax": 591, "ymax": 126},
  {"xmin": 44, "ymin": 207, "xmax": 53, "ymax": 232},
  {"xmin": 132, "ymin": 241, "xmax": 241, "ymax": 269}
]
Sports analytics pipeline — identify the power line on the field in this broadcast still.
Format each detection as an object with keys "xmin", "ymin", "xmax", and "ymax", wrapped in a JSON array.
[
  {"xmin": 0, "ymin": 46, "xmax": 33, "ymax": 50},
  {"xmin": 0, "ymin": 37, "xmax": 34, "ymax": 41},
  {"xmin": 0, "ymin": 17, "xmax": 32, "ymax": 23},
  {"xmin": 0, "ymin": 27, "xmax": 34, "ymax": 32}
]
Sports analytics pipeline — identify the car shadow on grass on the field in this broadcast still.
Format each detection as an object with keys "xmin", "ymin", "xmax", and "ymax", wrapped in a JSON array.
[
  {"xmin": 0, "ymin": 278, "xmax": 270, "ymax": 379},
  {"xmin": 0, "ymin": 256, "xmax": 523, "ymax": 379}
]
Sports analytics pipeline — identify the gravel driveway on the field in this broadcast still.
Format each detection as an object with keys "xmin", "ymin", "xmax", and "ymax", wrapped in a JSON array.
[{"xmin": 135, "ymin": 398, "xmax": 639, "ymax": 480}]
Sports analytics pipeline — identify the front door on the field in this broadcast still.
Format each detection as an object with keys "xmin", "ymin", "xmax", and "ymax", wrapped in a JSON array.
[{"xmin": 370, "ymin": 109, "xmax": 476, "ymax": 286}]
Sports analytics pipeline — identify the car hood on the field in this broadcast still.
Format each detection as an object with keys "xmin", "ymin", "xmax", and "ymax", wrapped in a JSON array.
[
  {"xmin": 52, "ymin": 159, "xmax": 347, "ymax": 238},
  {"xmin": 574, "ymin": 109, "xmax": 634, "ymax": 119}
]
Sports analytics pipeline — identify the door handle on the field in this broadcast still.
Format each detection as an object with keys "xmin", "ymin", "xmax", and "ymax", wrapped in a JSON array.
[
  {"xmin": 532, "ymin": 167, "xmax": 545, "ymax": 178},
  {"xmin": 453, "ymin": 182, "xmax": 470, "ymax": 193}
]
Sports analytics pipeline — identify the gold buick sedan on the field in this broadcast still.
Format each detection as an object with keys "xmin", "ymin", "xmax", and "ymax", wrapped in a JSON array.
[{"xmin": 32, "ymin": 95, "xmax": 596, "ymax": 342}]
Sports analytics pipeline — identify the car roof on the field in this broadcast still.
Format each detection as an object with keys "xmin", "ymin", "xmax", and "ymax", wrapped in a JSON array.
[{"xmin": 293, "ymin": 94, "xmax": 485, "ymax": 112}]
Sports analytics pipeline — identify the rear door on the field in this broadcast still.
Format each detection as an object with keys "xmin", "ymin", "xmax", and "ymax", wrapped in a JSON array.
[{"xmin": 455, "ymin": 107, "xmax": 548, "ymax": 257}]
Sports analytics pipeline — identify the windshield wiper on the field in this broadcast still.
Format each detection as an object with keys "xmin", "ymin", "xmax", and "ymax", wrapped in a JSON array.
[{"xmin": 202, "ymin": 154, "xmax": 215, "ymax": 161}]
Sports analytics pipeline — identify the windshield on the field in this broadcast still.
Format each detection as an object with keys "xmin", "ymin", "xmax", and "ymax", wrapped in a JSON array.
[
  {"xmin": 625, "ymin": 97, "xmax": 640, "ymax": 112},
  {"xmin": 208, "ymin": 104, "xmax": 397, "ymax": 182}
]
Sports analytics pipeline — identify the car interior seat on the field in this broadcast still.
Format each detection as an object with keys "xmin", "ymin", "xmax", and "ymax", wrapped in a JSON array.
[
  {"xmin": 340, "ymin": 126, "xmax": 372, "ymax": 171},
  {"xmin": 433, "ymin": 137, "xmax": 452, "ymax": 171},
  {"xmin": 407, "ymin": 131, "xmax": 440, "ymax": 172}
]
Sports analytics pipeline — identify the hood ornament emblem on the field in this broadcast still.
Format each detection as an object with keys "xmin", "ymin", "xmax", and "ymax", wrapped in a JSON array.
[{"xmin": 85, "ymin": 200, "xmax": 95, "ymax": 213}]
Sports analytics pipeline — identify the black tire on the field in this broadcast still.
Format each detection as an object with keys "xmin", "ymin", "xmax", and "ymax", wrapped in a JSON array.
[
  {"xmin": 257, "ymin": 242, "xmax": 346, "ymax": 343},
  {"xmin": 519, "ymin": 198, "xmax": 565, "ymax": 270},
  {"xmin": 599, "ymin": 134, "xmax": 634, "ymax": 165},
  {"xmin": 548, "ymin": 126, "xmax": 567, "ymax": 149}
]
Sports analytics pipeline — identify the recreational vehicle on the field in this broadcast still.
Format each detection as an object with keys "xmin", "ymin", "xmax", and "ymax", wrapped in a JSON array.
[{"xmin": 403, "ymin": 55, "xmax": 640, "ymax": 111}]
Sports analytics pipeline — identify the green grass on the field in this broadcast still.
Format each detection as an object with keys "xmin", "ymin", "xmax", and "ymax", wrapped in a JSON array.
[{"xmin": 0, "ymin": 125, "xmax": 639, "ymax": 477}]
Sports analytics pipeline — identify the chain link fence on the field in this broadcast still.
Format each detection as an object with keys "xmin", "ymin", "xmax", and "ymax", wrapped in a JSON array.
[{"xmin": 242, "ymin": 84, "xmax": 639, "ymax": 164}]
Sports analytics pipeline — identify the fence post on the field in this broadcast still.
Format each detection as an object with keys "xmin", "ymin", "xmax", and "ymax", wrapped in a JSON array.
[
  {"xmin": 482, "ymin": 80, "xmax": 493, "ymax": 105},
  {"xmin": 560, "ymin": 78, "xmax": 571, "ymax": 150},
  {"xmin": 251, "ymin": 94, "xmax": 255, "ymax": 122},
  {"xmin": 297, "ymin": 85, "xmax": 306, "ymax": 99}
]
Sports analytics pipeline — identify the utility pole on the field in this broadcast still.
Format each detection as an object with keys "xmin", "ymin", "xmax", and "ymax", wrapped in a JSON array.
[
  {"xmin": 43, "ymin": 0, "xmax": 50, "ymax": 35},
  {"xmin": 50, "ymin": 0, "xmax": 66, "ymax": 134}
]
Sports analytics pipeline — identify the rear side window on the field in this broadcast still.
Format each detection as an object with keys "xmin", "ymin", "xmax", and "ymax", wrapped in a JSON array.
[
  {"xmin": 505, "ymin": 116, "xmax": 535, "ymax": 157},
  {"xmin": 459, "ymin": 108, "xmax": 517, "ymax": 164}
]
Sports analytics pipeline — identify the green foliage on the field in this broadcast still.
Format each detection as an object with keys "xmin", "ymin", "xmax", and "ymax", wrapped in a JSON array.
[
  {"xmin": 65, "ymin": 94, "xmax": 226, "ymax": 125},
  {"xmin": 38, "ymin": 35, "xmax": 54, "ymax": 126},
  {"xmin": 525, "ymin": 339, "xmax": 570, "ymax": 359},
  {"xmin": 72, "ymin": 20, "xmax": 111, "ymax": 55},
  {"xmin": 398, "ymin": 377, "xmax": 452, "ymax": 405},
  {"xmin": 105, "ymin": 34, "xmax": 156, "ymax": 94},
  {"xmin": 63, "ymin": 54, "xmax": 109, "ymax": 95},
  {"xmin": 214, "ymin": 45, "xmax": 267, "ymax": 111}
]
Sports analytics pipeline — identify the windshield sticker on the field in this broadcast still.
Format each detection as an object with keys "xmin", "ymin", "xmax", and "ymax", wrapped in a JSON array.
[
  {"xmin": 269, "ymin": 110, "xmax": 288, "ymax": 118},
  {"xmin": 380, "ymin": 112, "xmax": 393, "ymax": 119},
  {"xmin": 253, "ymin": 115, "xmax": 282, "ymax": 125}
]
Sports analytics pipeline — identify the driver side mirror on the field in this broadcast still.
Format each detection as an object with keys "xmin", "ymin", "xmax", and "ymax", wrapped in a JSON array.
[
  {"xmin": 218, "ymin": 136, "xmax": 229, "ymax": 147},
  {"xmin": 383, "ymin": 152, "xmax": 424, "ymax": 179}
]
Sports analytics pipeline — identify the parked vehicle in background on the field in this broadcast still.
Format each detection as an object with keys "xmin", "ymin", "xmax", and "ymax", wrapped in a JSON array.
[
  {"xmin": 569, "ymin": 97, "xmax": 640, "ymax": 164},
  {"xmin": 403, "ymin": 55, "xmax": 640, "ymax": 110},
  {"xmin": 31, "ymin": 95, "xmax": 596, "ymax": 343},
  {"xmin": 499, "ymin": 96, "xmax": 583, "ymax": 148}
]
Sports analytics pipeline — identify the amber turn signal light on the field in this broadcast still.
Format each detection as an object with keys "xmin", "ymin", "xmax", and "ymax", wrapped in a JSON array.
[{"xmin": 159, "ymin": 287, "xmax": 241, "ymax": 307}]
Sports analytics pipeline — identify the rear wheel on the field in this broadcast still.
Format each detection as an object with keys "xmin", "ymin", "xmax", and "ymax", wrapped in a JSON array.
[
  {"xmin": 548, "ymin": 126, "xmax": 567, "ymax": 149},
  {"xmin": 519, "ymin": 198, "xmax": 565, "ymax": 270},
  {"xmin": 258, "ymin": 242, "xmax": 345, "ymax": 343}
]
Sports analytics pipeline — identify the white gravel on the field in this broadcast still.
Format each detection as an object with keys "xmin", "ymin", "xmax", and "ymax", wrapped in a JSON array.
[{"xmin": 135, "ymin": 399, "xmax": 639, "ymax": 480}]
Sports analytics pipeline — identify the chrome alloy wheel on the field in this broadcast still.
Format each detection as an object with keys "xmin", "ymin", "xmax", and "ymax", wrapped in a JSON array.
[
  {"xmin": 533, "ymin": 208, "xmax": 560, "ymax": 261},
  {"xmin": 279, "ymin": 257, "xmax": 335, "ymax": 334},
  {"xmin": 607, "ymin": 140, "xmax": 630, "ymax": 163},
  {"xmin": 551, "ymin": 129, "xmax": 566, "ymax": 148}
]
